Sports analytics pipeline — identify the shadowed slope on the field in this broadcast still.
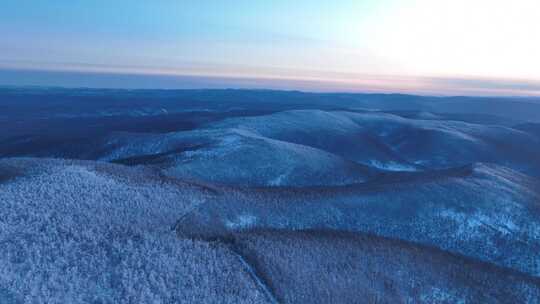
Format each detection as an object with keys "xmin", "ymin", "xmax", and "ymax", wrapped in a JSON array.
[
  {"xmin": 226, "ymin": 229, "xmax": 540, "ymax": 304},
  {"xmin": 176, "ymin": 163, "xmax": 540, "ymax": 276}
]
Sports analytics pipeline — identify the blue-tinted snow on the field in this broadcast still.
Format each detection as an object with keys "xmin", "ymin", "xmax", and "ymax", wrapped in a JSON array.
[
  {"xmin": 0, "ymin": 159, "xmax": 269, "ymax": 303},
  {"xmin": 1, "ymin": 88, "xmax": 540, "ymax": 303}
]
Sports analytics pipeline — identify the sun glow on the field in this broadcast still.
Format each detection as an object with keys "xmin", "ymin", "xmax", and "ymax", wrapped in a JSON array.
[{"xmin": 362, "ymin": 0, "xmax": 540, "ymax": 80}]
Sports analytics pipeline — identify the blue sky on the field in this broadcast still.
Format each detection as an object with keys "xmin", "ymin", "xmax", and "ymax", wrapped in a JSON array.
[
  {"xmin": 1, "ymin": 0, "xmax": 540, "ymax": 95},
  {"xmin": 0, "ymin": 1, "xmax": 368, "ymax": 68}
]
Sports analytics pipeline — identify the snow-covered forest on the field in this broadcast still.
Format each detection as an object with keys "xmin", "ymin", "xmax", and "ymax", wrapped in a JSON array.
[{"xmin": 1, "ymin": 88, "xmax": 540, "ymax": 303}]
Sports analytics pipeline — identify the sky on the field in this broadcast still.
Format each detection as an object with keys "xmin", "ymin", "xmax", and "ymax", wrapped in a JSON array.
[{"xmin": 1, "ymin": 0, "xmax": 540, "ymax": 96}]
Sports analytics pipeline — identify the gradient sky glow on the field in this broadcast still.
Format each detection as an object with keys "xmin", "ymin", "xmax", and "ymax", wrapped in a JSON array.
[{"xmin": 1, "ymin": 0, "xmax": 540, "ymax": 95}]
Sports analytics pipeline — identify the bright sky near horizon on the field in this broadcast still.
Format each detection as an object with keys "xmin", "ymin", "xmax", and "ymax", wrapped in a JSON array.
[{"xmin": 1, "ymin": 0, "xmax": 540, "ymax": 95}]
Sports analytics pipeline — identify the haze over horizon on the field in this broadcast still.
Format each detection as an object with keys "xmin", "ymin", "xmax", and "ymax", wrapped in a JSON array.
[{"xmin": 1, "ymin": 0, "xmax": 540, "ymax": 96}]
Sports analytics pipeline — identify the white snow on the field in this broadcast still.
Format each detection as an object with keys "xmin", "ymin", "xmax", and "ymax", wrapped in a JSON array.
[
  {"xmin": 0, "ymin": 159, "xmax": 269, "ymax": 303},
  {"xmin": 225, "ymin": 215, "xmax": 258, "ymax": 230}
]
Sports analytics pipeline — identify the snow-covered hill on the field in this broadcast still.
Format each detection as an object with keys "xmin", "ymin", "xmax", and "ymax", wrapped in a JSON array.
[
  {"xmin": 231, "ymin": 229, "xmax": 540, "ymax": 303},
  {"xmin": 176, "ymin": 163, "xmax": 540, "ymax": 277},
  {"xmin": 210, "ymin": 110, "xmax": 540, "ymax": 174},
  {"xmin": 2, "ymin": 158, "xmax": 539, "ymax": 303},
  {"xmin": 0, "ymin": 158, "xmax": 269, "ymax": 303},
  {"xmin": 1, "ymin": 88, "xmax": 540, "ymax": 302},
  {"xmin": 13, "ymin": 108, "xmax": 538, "ymax": 186}
]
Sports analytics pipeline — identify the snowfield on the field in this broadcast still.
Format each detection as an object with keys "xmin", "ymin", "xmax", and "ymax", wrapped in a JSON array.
[{"xmin": 1, "ymin": 88, "xmax": 540, "ymax": 303}]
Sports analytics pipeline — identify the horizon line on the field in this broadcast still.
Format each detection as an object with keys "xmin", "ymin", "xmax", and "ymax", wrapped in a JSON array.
[{"xmin": 1, "ymin": 65, "xmax": 540, "ymax": 98}]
